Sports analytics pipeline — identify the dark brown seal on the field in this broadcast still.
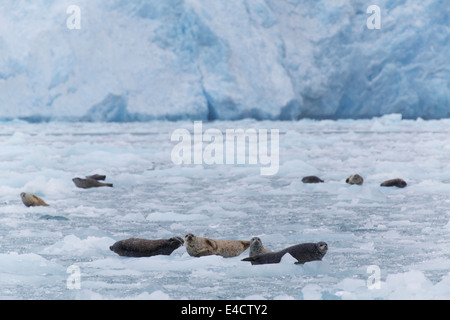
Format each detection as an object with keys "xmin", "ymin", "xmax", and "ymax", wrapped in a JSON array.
[
  {"xmin": 380, "ymin": 178, "xmax": 407, "ymax": 188},
  {"xmin": 72, "ymin": 174, "xmax": 113, "ymax": 188},
  {"xmin": 242, "ymin": 241, "xmax": 328, "ymax": 265},
  {"xmin": 109, "ymin": 237, "xmax": 184, "ymax": 257},
  {"xmin": 302, "ymin": 176, "xmax": 324, "ymax": 183},
  {"xmin": 184, "ymin": 233, "xmax": 250, "ymax": 258}
]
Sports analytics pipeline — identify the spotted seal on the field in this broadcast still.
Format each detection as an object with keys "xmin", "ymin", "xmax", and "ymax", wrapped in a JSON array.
[
  {"xmin": 346, "ymin": 174, "xmax": 364, "ymax": 185},
  {"xmin": 20, "ymin": 192, "xmax": 49, "ymax": 207},
  {"xmin": 109, "ymin": 237, "xmax": 184, "ymax": 257},
  {"xmin": 249, "ymin": 237, "xmax": 273, "ymax": 257},
  {"xmin": 242, "ymin": 241, "xmax": 328, "ymax": 265},
  {"xmin": 184, "ymin": 233, "xmax": 250, "ymax": 258}
]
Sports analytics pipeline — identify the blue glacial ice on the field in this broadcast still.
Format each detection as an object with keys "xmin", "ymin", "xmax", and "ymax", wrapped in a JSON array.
[{"xmin": 0, "ymin": 0, "xmax": 449, "ymax": 122}]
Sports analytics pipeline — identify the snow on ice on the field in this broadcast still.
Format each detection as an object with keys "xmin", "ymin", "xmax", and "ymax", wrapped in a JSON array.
[{"xmin": 0, "ymin": 117, "xmax": 450, "ymax": 299}]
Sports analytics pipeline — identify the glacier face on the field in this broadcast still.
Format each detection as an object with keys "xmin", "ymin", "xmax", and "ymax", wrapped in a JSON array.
[{"xmin": 0, "ymin": 0, "xmax": 449, "ymax": 121}]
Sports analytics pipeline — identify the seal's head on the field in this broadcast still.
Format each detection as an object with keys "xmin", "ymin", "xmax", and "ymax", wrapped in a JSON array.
[
  {"xmin": 184, "ymin": 233, "xmax": 195, "ymax": 243},
  {"xmin": 250, "ymin": 237, "xmax": 262, "ymax": 245},
  {"xmin": 170, "ymin": 236, "xmax": 184, "ymax": 246},
  {"xmin": 317, "ymin": 241, "xmax": 328, "ymax": 254},
  {"xmin": 20, "ymin": 192, "xmax": 26, "ymax": 199},
  {"xmin": 397, "ymin": 180, "xmax": 407, "ymax": 188}
]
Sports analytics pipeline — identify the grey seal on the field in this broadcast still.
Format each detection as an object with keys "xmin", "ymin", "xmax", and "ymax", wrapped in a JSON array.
[
  {"xmin": 110, "ymin": 237, "xmax": 184, "ymax": 257},
  {"xmin": 184, "ymin": 233, "xmax": 250, "ymax": 258},
  {"xmin": 72, "ymin": 174, "xmax": 113, "ymax": 188},
  {"xmin": 380, "ymin": 178, "xmax": 407, "ymax": 188},
  {"xmin": 302, "ymin": 176, "xmax": 324, "ymax": 183},
  {"xmin": 249, "ymin": 237, "xmax": 273, "ymax": 257},
  {"xmin": 20, "ymin": 192, "xmax": 49, "ymax": 207},
  {"xmin": 346, "ymin": 174, "xmax": 364, "ymax": 185},
  {"xmin": 242, "ymin": 241, "xmax": 328, "ymax": 265}
]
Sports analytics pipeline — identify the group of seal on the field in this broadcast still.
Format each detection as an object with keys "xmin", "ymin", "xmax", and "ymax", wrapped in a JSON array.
[
  {"xmin": 109, "ymin": 233, "xmax": 328, "ymax": 266},
  {"xmin": 19, "ymin": 173, "xmax": 113, "ymax": 207},
  {"xmin": 302, "ymin": 174, "xmax": 407, "ymax": 188}
]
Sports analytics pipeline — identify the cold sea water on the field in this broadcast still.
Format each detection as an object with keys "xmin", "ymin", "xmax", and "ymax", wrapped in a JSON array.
[{"xmin": 0, "ymin": 115, "xmax": 450, "ymax": 300}]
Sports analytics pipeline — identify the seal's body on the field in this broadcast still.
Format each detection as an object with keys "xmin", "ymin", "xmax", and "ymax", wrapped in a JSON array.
[
  {"xmin": 302, "ymin": 176, "xmax": 324, "ymax": 183},
  {"xmin": 249, "ymin": 237, "xmax": 273, "ymax": 257},
  {"xmin": 242, "ymin": 241, "xmax": 328, "ymax": 265},
  {"xmin": 380, "ymin": 178, "xmax": 407, "ymax": 188},
  {"xmin": 20, "ymin": 192, "xmax": 49, "ymax": 207},
  {"xmin": 72, "ymin": 175, "xmax": 113, "ymax": 189},
  {"xmin": 110, "ymin": 237, "xmax": 184, "ymax": 257},
  {"xmin": 86, "ymin": 174, "xmax": 106, "ymax": 181},
  {"xmin": 184, "ymin": 233, "xmax": 250, "ymax": 258},
  {"xmin": 346, "ymin": 174, "xmax": 364, "ymax": 185}
]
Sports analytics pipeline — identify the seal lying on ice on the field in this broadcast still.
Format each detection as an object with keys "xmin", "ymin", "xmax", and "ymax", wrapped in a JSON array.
[
  {"xmin": 184, "ymin": 233, "xmax": 250, "ymax": 258},
  {"xmin": 72, "ymin": 174, "xmax": 113, "ymax": 188},
  {"xmin": 20, "ymin": 192, "xmax": 49, "ymax": 207},
  {"xmin": 302, "ymin": 176, "xmax": 324, "ymax": 183},
  {"xmin": 380, "ymin": 178, "xmax": 407, "ymax": 188},
  {"xmin": 242, "ymin": 241, "xmax": 328, "ymax": 265},
  {"xmin": 346, "ymin": 174, "xmax": 364, "ymax": 185},
  {"xmin": 109, "ymin": 237, "xmax": 184, "ymax": 257}
]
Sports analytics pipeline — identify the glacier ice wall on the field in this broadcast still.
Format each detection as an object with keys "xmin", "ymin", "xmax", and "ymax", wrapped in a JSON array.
[{"xmin": 0, "ymin": 0, "xmax": 449, "ymax": 121}]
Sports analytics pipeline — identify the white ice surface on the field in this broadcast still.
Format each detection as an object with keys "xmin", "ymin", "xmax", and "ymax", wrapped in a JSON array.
[{"xmin": 0, "ymin": 116, "xmax": 450, "ymax": 299}]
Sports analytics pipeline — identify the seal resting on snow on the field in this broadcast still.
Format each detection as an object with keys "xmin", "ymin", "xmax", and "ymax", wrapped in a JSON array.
[
  {"xmin": 72, "ymin": 174, "xmax": 113, "ymax": 188},
  {"xmin": 249, "ymin": 237, "xmax": 273, "ymax": 257},
  {"xmin": 20, "ymin": 192, "xmax": 49, "ymax": 207},
  {"xmin": 380, "ymin": 178, "xmax": 407, "ymax": 188},
  {"xmin": 346, "ymin": 174, "xmax": 364, "ymax": 185},
  {"xmin": 242, "ymin": 241, "xmax": 328, "ymax": 265},
  {"xmin": 302, "ymin": 176, "xmax": 324, "ymax": 183},
  {"xmin": 109, "ymin": 237, "xmax": 184, "ymax": 257},
  {"xmin": 184, "ymin": 233, "xmax": 250, "ymax": 258}
]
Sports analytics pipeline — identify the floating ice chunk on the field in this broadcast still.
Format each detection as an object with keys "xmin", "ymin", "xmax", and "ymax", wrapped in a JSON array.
[
  {"xmin": 39, "ymin": 235, "xmax": 115, "ymax": 256},
  {"xmin": 301, "ymin": 284, "xmax": 323, "ymax": 300}
]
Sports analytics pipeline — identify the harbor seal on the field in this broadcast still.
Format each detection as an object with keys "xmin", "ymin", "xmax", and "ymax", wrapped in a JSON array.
[
  {"xmin": 110, "ymin": 237, "xmax": 184, "ymax": 257},
  {"xmin": 380, "ymin": 178, "xmax": 407, "ymax": 188},
  {"xmin": 249, "ymin": 237, "xmax": 273, "ymax": 257},
  {"xmin": 184, "ymin": 233, "xmax": 250, "ymax": 258},
  {"xmin": 302, "ymin": 176, "xmax": 324, "ymax": 183},
  {"xmin": 242, "ymin": 241, "xmax": 328, "ymax": 265},
  {"xmin": 346, "ymin": 174, "xmax": 364, "ymax": 185},
  {"xmin": 86, "ymin": 174, "xmax": 106, "ymax": 181},
  {"xmin": 72, "ymin": 175, "xmax": 113, "ymax": 188},
  {"xmin": 20, "ymin": 192, "xmax": 49, "ymax": 207}
]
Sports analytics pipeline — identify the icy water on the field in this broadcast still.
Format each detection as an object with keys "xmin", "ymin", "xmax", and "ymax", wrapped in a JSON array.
[{"xmin": 1, "ymin": 115, "xmax": 450, "ymax": 299}]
